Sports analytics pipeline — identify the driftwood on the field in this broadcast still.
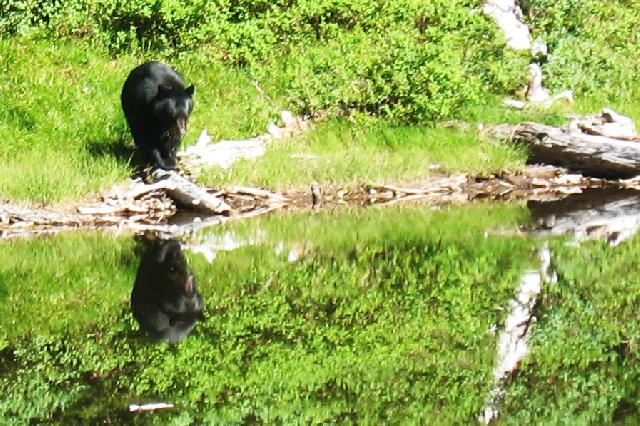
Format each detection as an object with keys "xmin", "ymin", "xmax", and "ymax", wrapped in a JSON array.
[
  {"xmin": 77, "ymin": 179, "xmax": 176, "ymax": 219},
  {"xmin": 513, "ymin": 123, "xmax": 640, "ymax": 178},
  {"xmin": 571, "ymin": 108, "xmax": 638, "ymax": 140},
  {"xmin": 0, "ymin": 165, "xmax": 612, "ymax": 239},
  {"xmin": 151, "ymin": 169, "xmax": 232, "ymax": 215},
  {"xmin": 179, "ymin": 111, "xmax": 311, "ymax": 173},
  {"xmin": 486, "ymin": 110, "xmax": 640, "ymax": 179}
]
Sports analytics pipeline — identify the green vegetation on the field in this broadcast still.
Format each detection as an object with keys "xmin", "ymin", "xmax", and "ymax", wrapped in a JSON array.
[
  {"xmin": 0, "ymin": 0, "xmax": 527, "ymax": 204},
  {"xmin": 522, "ymin": 0, "xmax": 640, "ymax": 109},
  {"xmin": 200, "ymin": 120, "xmax": 526, "ymax": 188},
  {"xmin": 3, "ymin": 2, "xmax": 640, "ymax": 422},
  {"xmin": 3, "ymin": 191, "xmax": 640, "ymax": 423},
  {"xmin": 502, "ymin": 236, "xmax": 640, "ymax": 424},
  {"xmin": 0, "ymin": 232, "xmax": 137, "ymax": 339},
  {"xmin": 0, "ymin": 39, "xmax": 130, "ymax": 204},
  {"xmin": 2, "ymin": 0, "xmax": 528, "ymax": 123},
  {"xmin": 0, "ymin": 204, "xmax": 536, "ymax": 423},
  {"xmin": 2, "ymin": 1, "xmax": 639, "ymax": 203}
]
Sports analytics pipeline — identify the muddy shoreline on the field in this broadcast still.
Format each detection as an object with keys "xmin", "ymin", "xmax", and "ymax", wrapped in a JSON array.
[{"xmin": 2, "ymin": 164, "xmax": 630, "ymax": 239}]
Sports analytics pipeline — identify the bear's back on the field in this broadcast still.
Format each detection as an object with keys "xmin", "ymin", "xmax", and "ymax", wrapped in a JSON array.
[{"xmin": 122, "ymin": 61, "xmax": 186, "ymax": 107}]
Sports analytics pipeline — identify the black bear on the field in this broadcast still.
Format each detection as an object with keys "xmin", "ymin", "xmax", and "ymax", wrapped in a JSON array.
[
  {"xmin": 131, "ymin": 237, "xmax": 205, "ymax": 343},
  {"xmin": 121, "ymin": 61, "xmax": 194, "ymax": 170}
]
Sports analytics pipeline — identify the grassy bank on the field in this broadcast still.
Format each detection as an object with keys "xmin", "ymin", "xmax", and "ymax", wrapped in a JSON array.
[
  {"xmin": 0, "ymin": 37, "xmax": 529, "ymax": 204},
  {"xmin": 2, "ymin": 1, "xmax": 639, "ymax": 204},
  {"xmin": 0, "ymin": 37, "xmax": 281, "ymax": 204},
  {"xmin": 200, "ymin": 120, "xmax": 527, "ymax": 189}
]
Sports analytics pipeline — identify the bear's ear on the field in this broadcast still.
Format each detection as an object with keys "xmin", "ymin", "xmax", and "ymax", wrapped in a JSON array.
[
  {"xmin": 157, "ymin": 84, "xmax": 171, "ymax": 96},
  {"xmin": 185, "ymin": 85, "xmax": 195, "ymax": 96}
]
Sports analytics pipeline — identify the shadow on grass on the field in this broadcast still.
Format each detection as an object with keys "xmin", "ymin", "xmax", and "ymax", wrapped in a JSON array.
[{"xmin": 86, "ymin": 136, "xmax": 147, "ymax": 177}]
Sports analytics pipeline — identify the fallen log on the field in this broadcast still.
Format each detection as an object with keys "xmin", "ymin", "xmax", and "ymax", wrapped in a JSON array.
[
  {"xmin": 489, "ymin": 122, "xmax": 640, "ymax": 179},
  {"xmin": 151, "ymin": 169, "xmax": 232, "ymax": 215},
  {"xmin": 179, "ymin": 111, "xmax": 311, "ymax": 173}
]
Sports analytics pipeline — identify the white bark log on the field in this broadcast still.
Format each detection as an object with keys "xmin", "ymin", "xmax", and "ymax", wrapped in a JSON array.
[
  {"xmin": 179, "ymin": 111, "xmax": 311, "ymax": 172},
  {"xmin": 526, "ymin": 64, "xmax": 551, "ymax": 103},
  {"xmin": 151, "ymin": 169, "xmax": 232, "ymax": 215},
  {"xmin": 508, "ymin": 122, "xmax": 640, "ymax": 178},
  {"xmin": 483, "ymin": 0, "xmax": 532, "ymax": 50},
  {"xmin": 570, "ymin": 108, "xmax": 638, "ymax": 139}
]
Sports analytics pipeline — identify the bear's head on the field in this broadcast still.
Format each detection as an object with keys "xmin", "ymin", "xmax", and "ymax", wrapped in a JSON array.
[{"xmin": 153, "ymin": 84, "xmax": 195, "ymax": 137}]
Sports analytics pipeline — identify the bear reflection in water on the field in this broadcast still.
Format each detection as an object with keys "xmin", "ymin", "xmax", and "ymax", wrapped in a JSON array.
[{"xmin": 131, "ymin": 237, "xmax": 204, "ymax": 343}]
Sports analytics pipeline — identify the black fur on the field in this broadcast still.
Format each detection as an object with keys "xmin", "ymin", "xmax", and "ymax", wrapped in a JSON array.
[
  {"xmin": 131, "ymin": 237, "xmax": 204, "ymax": 343},
  {"xmin": 121, "ymin": 62, "xmax": 194, "ymax": 170}
]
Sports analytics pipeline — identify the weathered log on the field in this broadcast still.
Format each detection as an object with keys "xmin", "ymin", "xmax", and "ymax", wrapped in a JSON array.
[
  {"xmin": 506, "ymin": 122, "xmax": 640, "ymax": 179},
  {"xmin": 574, "ymin": 108, "xmax": 638, "ymax": 140},
  {"xmin": 179, "ymin": 111, "xmax": 311, "ymax": 172},
  {"xmin": 151, "ymin": 169, "xmax": 232, "ymax": 215}
]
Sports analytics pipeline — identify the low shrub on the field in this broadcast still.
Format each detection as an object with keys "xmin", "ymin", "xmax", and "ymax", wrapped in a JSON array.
[
  {"xmin": 521, "ymin": 0, "xmax": 640, "ymax": 100},
  {"xmin": 1, "ymin": 0, "xmax": 527, "ymax": 123}
]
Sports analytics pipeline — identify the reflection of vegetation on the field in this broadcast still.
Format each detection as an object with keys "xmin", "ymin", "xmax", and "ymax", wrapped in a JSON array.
[
  {"xmin": 0, "ymin": 204, "xmax": 533, "ymax": 423},
  {"xmin": 0, "ymin": 232, "xmax": 137, "ymax": 340},
  {"xmin": 503, "ymin": 237, "xmax": 640, "ymax": 424}
]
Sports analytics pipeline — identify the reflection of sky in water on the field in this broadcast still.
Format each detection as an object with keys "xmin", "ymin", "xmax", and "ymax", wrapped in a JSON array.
[{"xmin": 186, "ymin": 229, "xmax": 310, "ymax": 264}]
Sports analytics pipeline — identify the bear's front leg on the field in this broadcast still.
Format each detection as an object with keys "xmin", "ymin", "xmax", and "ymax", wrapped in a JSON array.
[{"xmin": 150, "ymin": 148, "xmax": 177, "ymax": 170}]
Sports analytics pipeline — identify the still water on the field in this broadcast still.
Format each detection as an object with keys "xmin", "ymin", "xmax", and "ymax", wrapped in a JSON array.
[{"xmin": 1, "ymin": 192, "xmax": 640, "ymax": 424}]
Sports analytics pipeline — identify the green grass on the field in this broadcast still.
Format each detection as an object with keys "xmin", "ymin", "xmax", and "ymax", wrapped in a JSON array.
[
  {"xmin": 199, "ymin": 120, "xmax": 527, "ymax": 189},
  {"xmin": 0, "ymin": 203, "xmax": 535, "ymax": 424},
  {"xmin": 2, "ymin": 33, "xmax": 637, "ymax": 204},
  {"xmin": 0, "ymin": 38, "xmax": 130, "ymax": 204}
]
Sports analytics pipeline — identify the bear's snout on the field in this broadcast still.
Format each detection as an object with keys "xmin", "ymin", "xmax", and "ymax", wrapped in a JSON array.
[{"xmin": 176, "ymin": 116, "xmax": 188, "ymax": 137}]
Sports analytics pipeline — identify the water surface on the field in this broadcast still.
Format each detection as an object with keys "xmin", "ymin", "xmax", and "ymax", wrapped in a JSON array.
[{"xmin": 2, "ymin": 196, "xmax": 640, "ymax": 424}]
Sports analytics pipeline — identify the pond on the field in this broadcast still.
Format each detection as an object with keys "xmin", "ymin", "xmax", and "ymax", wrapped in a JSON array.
[{"xmin": 1, "ymin": 192, "xmax": 640, "ymax": 424}]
